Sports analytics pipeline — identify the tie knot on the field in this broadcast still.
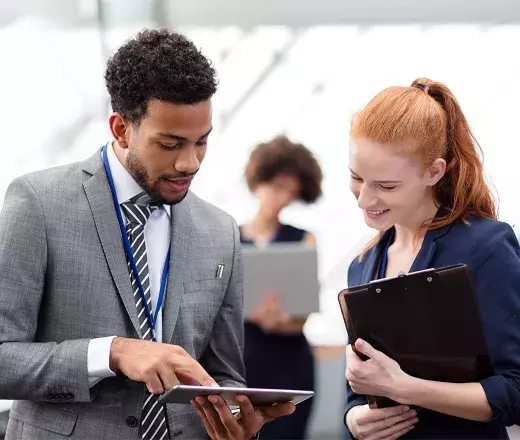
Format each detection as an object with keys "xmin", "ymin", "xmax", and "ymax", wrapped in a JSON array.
[{"xmin": 121, "ymin": 193, "xmax": 161, "ymax": 226}]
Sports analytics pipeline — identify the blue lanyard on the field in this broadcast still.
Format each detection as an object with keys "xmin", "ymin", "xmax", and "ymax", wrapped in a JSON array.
[
  {"xmin": 378, "ymin": 229, "xmax": 395, "ymax": 280},
  {"xmin": 102, "ymin": 145, "xmax": 170, "ymax": 341}
]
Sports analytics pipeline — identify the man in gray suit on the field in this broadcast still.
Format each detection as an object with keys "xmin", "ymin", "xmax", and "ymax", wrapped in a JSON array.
[{"xmin": 0, "ymin": 29, "xmax": 293, "ymax": 440}]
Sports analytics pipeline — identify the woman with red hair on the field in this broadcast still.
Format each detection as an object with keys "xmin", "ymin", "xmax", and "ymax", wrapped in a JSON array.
[{"xmin": 344, "ymin": 78, "xmax": 520, "ymax": 439}]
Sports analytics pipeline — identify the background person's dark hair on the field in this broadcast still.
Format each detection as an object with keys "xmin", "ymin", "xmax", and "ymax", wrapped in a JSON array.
[
  {"xmin": 104, "ymin": 28, "xmax": 218, "ymax": 125},
  {"xmin": 245, "ymin": 135, "xmax": 323, "ymax": 203}
]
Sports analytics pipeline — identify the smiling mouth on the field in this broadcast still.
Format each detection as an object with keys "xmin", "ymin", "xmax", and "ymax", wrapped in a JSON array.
[
  {"xmin": 365, "ymin": 209, "xmax": 390, "ymax": 219},
  {"xmin": 164, "ymin": 177, "xmax": 193, "ymax": 192},
  {"xmin": 166, "ymin": 177, "xmax": 191, "ymax": 183}
]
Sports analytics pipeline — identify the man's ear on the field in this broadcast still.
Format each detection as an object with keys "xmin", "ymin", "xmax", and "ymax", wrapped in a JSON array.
[{"xmin": 108, "ymin": 112, "xmax": 130, "ymax": 149}]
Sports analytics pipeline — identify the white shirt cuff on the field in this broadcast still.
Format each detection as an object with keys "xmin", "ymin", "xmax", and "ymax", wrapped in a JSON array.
[{"xmin": 87, "ymin": 336, "xmax": 117, "ymax": 388}]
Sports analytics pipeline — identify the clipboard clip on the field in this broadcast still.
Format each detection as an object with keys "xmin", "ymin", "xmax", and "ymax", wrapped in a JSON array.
[{"xmin": 369, "ymin": 268, "xmax": 436, "ymax": 294}]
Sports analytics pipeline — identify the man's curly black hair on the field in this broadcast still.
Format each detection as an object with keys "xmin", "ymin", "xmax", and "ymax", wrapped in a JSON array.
[{"xmin": 105, "ymin": 28, "xmax": 218, "ymax": 125}]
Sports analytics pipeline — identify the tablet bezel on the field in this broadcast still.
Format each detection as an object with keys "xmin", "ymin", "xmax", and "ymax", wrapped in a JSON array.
[{"xmin": 158, "ymin": 385, "xmax": 314, "ymax": 407}]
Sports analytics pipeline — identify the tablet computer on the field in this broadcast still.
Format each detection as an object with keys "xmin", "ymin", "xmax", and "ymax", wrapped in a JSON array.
[
  {"xmin": 242, "ymin": 243, "xmax": 319, "ymax": 318},
  {"xmin": 158, "ymin": 385, "xmax": 314, "ymax": 407}
]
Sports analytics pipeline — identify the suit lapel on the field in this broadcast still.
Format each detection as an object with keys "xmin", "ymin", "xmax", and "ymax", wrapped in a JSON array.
[
  {"xmin": 410, "ymin": 224, "xmax": 452, "ymax": 272},
  {"xmin": 360, "ymin": 247, "xmax": 380, "ymax": 285},
  {"xmin": 82, "ymin": 149, "xmax": 141, "ymax": 337},
  {"xmin": 360, "ymin": 214, "xmax": 454, "ymax": 283},
  {"xmin": 359, "ymin": 231, "xmax": 389, "ymax": 285},
  {"xmin": 162, "ymin": 197, "xmax": 192, "ymax": 344}
]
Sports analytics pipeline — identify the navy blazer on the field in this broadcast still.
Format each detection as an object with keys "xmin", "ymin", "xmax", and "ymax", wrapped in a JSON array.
[{"xmin": 345, "ymin": 217, "xmax": 520, "ymax": 439}]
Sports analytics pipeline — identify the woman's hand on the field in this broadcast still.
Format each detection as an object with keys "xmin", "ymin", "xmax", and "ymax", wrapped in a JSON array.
[
  {"xmin": 346, "ymin": 339, "xmax": 411, "ymax": 402},
  {"xmin": 346, "ymin": 404, "xmax": 418, "ymax": 439},
  {"xmin": 250, "ymin": 293, "xmax": 290, "ymax": 331},
  {"xmin": 346, "ymin": 338, "xmax": 494, "ymax": 423}
]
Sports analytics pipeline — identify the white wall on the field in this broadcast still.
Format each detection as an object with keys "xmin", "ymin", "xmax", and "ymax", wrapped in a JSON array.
[{"xmin": 2, "ymin": 22, "xmax": 520, "ymax": 347}]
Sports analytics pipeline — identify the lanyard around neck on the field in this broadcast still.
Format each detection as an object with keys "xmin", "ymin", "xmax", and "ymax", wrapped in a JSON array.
[{"xmin": 102, "ymin": 145, "xmax": 170, "ymax": 341}]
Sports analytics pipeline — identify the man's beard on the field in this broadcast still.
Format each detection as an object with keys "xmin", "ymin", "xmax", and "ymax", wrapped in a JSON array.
[{"xmin": 126, "ymin": 147, "xmax": 191, "ymax": 206}]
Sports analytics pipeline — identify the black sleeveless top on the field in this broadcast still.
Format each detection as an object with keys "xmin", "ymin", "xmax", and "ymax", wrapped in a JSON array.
[
  {"xmin": 239, "ymin": 223, "xmax": 306, "ymax": 245},
  {"xmin": 240, "ymin": 223, "xmax": 315, "ymax": 438},
  {"xmin": 239, "ymin": 222, "xmax": 314, "ymax": 380}
]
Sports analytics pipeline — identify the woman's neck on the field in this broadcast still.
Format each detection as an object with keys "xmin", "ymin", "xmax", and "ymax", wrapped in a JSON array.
[
  {"xmin": 394, "ymin": 198, "xmax": 439, "ymax": 250},
  {"xmin": 245, "ymin": 211, "xmax": 280, "ymax": 244}
]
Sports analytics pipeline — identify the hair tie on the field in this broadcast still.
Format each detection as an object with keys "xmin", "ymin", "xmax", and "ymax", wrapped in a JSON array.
[{"xmin": 413, "ymin": 82, "xmax": 430, "ymax": 94}]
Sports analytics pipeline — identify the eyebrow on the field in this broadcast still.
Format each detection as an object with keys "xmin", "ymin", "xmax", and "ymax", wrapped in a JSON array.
[
  {"xmin": 349, "ymin": 167, "xmax": 401, "ymax": 184},
  {"xmin": 156, "ymin": 127, "xmax": 213, "ymax": 142}
]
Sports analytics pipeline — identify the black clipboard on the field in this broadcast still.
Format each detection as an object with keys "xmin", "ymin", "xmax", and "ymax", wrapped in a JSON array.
[{"xmin": 338, "ymin": 264, "xmax": 493, "ymax": 409}]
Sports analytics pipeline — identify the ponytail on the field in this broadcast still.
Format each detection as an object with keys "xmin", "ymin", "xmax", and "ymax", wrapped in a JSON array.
[
  {"xmin": 354, "ymin": 78, "xmax": 497, "ymax": 258},
  {"xmin": 412, "ymin": 78, "xmax": 497, "ymax": 230}
]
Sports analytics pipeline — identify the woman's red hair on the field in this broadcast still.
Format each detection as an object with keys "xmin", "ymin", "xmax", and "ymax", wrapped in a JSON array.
[{"xmin": 352, "ymin": 78, "xmax": 497, "ymax": 255}]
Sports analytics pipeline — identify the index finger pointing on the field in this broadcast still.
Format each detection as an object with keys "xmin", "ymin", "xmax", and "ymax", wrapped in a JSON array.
[{"xmin": 175, "ymin": 356, "xmax": 217, "ymax": 387}]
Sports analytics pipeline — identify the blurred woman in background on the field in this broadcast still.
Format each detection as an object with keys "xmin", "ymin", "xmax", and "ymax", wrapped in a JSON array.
[
  {"xmin": 241, "ymin": 135, "xmax": 323, "ymax": 439},
  {"xmin": 344, "ymin": 78, "xmax": 520, "ymax": 439}
]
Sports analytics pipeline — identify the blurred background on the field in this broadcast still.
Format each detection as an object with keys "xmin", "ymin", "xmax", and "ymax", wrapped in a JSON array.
[{"xmin": 2, "ymin": 0, "xmax": 520, "ymax": 438}]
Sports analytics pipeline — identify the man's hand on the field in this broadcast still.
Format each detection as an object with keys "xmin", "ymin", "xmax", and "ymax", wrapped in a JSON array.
[
  {"xmin": 192, "ymin": 394, "xmax": 295, "ymax": 440},
  {"xmin": 109, "ymin": 337, "xmax": 216, "ymax": 394}
]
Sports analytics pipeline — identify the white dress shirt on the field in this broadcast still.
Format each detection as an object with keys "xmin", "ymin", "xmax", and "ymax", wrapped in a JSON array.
[{"xmin": 87, "ymin": 143, "xmax": 171, "ymax": 387}]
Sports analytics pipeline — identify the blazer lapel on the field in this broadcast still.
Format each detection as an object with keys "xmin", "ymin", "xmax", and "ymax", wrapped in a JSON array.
[
  {"xmin": 162, "ymin": 197, "xmax": 192, "ymax": 344},
  {"xmin": 410, "ymin": 224, "xmax": 452, "ymax": 272},
  {"xmin": 360, "ymin": 245, "xmax": 380, "ymax": 285},
  {"xmin": 82, "ymin": 149, "xmax": 141, "ymax": 337},
  {"xmin": 360, "ymin": 211, "xmax": 454, "ymax": 280},
  {"xmin": 410, "ymin": 235, "xmax": 437, "ymax": 272},
  {"xmin": 359, "ymin": 230, "xmax": 397, "ymax": 284}
]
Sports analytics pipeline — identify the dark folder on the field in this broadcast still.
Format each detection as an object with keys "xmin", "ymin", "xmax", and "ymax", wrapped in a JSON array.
[{"xmin": 338, "ymin": 264, "xmax": 493, "ymax": 409}]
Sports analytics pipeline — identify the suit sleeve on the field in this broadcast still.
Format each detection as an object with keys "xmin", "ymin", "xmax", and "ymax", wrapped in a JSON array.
[
  {"xmin": 475, "ymin": 223, "xmax": 520, "ymax": 426},
  {"xmin": 199, "ymin": 217, "xmax": 246, "ymax": 387},
  {"xmin": 343, "ymin": 258, "xmax": 369, "ymax": 438},
  {"xmin": 0, "ymin": 177, "xmax": 94, "ymax": 402}
]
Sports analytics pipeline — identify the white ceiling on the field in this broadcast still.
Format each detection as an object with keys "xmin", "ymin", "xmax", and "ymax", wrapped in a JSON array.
[{"xmin": 3, "ymin": 0, "xmax": 520, "ymax": 28}]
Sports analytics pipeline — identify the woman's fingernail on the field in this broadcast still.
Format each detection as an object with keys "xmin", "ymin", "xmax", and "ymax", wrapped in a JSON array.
[
  {"xmin": 237, "ymin": 396, "xmax": 245, "ymax": 403},
  {"xmin": 403, "ymin": 406, "xmax": 410, "ymax": 412},
  {"xmin": 209, "ymin": 396, "xmax": 218, "ymax": 404}
]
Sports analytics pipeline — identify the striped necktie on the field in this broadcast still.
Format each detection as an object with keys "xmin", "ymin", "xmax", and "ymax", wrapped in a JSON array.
[{"xmin": 121, "ymin": 195, "xmax": 170, "ymax": 440}]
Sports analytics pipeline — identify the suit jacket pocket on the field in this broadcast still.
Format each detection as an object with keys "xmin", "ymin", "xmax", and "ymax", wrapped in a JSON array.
[
  {"xmin": 10, "ymin": 401, "xmax": 78, "ymax": 436},
  {"xmin": 182, "ymin": 278, "xmax": 225, "ymax": 317},
  {"xmin": 180, "ymin": 279, "xmax": 226, "ymax": 357},
  {"xmin": 183, "ymin": 278, "xmax": 225, "ymax": 296}
]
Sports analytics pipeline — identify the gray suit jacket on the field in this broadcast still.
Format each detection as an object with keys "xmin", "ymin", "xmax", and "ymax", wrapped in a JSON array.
[{"xmin": 0, "ymin": 149, "xmax": 246, "ymax": 439}]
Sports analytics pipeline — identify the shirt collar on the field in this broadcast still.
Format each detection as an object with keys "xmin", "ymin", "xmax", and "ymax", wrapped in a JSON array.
[{"xmin": 107, "ymin": 141, "xmax": 171, "ymax": 217}]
